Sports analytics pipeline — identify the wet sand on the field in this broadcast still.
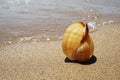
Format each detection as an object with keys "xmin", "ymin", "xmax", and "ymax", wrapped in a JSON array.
[
  {"xmin": 0, "ymin": 23, "xmax": 120, "ymax": 80},
  {"xmin": 0, "ymin": 13, "xmax": 120, "ymax": 48}
]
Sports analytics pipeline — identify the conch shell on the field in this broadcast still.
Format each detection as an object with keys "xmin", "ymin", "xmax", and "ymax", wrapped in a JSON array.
[{"xmin": 62, "ymin": 22, "xmax": 94, "ymax": 62}]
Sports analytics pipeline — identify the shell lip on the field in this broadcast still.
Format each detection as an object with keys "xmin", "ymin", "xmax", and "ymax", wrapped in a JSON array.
[
  {"xmin": 80, "ymin": 23, "xmax": 89, "ymax": 43},
  {"xmin": 78, "ymin": 22, "xmax": 86, "ymax": 27}
]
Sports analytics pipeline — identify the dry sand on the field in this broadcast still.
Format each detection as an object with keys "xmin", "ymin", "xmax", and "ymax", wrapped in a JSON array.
[{"xmin": 0, "ymin": 23, "xmax": 120, "ymax": 80}]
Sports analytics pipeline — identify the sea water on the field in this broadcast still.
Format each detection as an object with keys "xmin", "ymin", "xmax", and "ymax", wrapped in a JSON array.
[{"xmin": 0, "ymin": 0, "xmax": 120, "ymax": 47}]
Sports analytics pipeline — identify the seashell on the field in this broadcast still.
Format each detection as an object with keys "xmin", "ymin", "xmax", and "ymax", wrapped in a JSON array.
[{"xmin": 62, "ymin": 22, "xmax": 94, "ymax": 62}]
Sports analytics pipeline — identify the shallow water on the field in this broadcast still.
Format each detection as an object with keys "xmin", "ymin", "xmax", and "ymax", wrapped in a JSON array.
[{"xmin": 0, "ymin": 0, "xmax": 120, "ymax": 47}]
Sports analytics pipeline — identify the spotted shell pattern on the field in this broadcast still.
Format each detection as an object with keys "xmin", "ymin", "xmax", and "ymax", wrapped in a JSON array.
[{"xmin": 62, "ymin": 22, "xmax": 94, "ymax": 62}]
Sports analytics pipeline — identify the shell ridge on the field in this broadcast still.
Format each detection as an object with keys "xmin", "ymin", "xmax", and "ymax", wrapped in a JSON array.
[{"xmin": 65, "ymin": 26, "xmax": 77, "ymax": 57}]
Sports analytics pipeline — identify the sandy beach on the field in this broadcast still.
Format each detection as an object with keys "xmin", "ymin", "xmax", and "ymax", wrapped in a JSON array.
[
  {"xmin": 0, "ymin": 23, "xmax": 120, "ymax": 80},
  {"xmin": 0, "ymin": 0, "xmax": 120, "ymax": 79}
]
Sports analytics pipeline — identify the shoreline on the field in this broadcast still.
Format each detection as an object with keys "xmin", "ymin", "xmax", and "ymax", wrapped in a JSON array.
[{"xmin": 0, "ymin": 13, "xmax": 120, "ymax": 48}]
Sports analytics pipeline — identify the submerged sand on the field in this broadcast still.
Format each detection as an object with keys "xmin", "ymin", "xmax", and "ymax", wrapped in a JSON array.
[{"xmin": 0, "ymin": 23, "xmax": 120, "ymax": 80}]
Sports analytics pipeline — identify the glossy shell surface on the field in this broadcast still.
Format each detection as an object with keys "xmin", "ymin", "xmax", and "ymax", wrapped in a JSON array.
[{"xmin": 62, "ymin": 22, "xmax": 94, "ymax": 62}]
